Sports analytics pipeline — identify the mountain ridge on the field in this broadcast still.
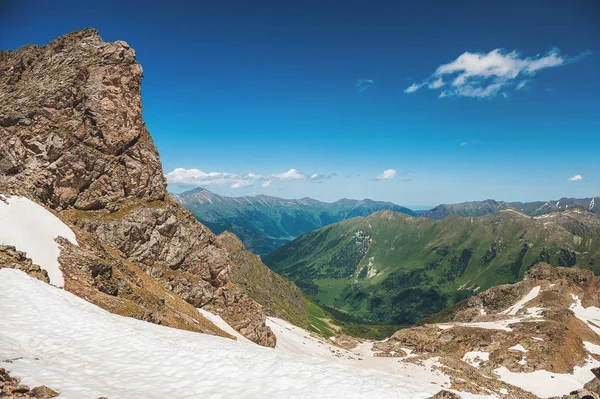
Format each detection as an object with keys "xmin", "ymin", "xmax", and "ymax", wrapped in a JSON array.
[
  {"xmin": 173, "ymin": 187, "xmax": 416, "ymax": 255},
  {"xmin": 421, "ymin": 197, "xmax": 600, "ymax": 220}
]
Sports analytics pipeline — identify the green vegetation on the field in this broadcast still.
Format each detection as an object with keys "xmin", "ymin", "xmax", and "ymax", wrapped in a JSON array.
[
  {"xmin": 265, "ymin": 209, "xmax": 600, "ymax": 325},
  {"xmin": 221, "ymin": 231, "xmax": 404, "ymax": 339},
  {"xmin": 174, "ymin": 187, "xmax": 416, "ymax": 255}
]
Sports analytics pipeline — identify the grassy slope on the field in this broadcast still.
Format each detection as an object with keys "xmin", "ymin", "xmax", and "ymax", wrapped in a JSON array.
[
  {"xmin": 219, "ymin": 231, "xmax": 396, "ymax": 339},
  {"xmin": 175, "ymin": 188, "xmax": 416, "ymax": 255},
  {"xmin": 265, "ymin": 209, "xmax": 600, "ymax": 325}
]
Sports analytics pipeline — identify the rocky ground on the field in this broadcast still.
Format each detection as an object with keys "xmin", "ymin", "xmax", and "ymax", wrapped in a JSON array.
[
  {"xmin": 1, "ymin": 367, "xmax": 59, "ymax": 398},
  {"xmin": 368, "ymin": 263, "xmax": 600, "ymax": 397}
]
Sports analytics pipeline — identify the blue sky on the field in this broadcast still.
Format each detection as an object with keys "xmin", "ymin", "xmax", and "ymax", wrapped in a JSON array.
[{"xmin": 2, "ymin": 1, "xmax": 599, "ymax": 208}]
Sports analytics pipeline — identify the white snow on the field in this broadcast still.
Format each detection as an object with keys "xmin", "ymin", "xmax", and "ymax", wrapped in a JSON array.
[
  {"xmin": 508, "ymin": 344, "xmax": 527, "ymax": 353},
  {"xmin": 0, "ymin": 269, "xmax": 495, "ymax": 399},
  {"xmin": 462, "ymin": 351, "xmax": 490, "ymax": 367},
  {"xmin": 437, "ymin": 324, "xmax": 454, "ymax": 330},
  {"xmin": 0, "ymin": 195, "xmax": 77, "ymax": 287},
  {"xmin": 501, "ymin": 286, "xmax": 541, "ymax": 316},
  {"xmin": 494, "ymin": 356, "xmax": 600, "ymax": 398},
  {"xmin": 584, "ymin": 341, "xmax": 600, "ymax": 355},
  {"xmin": 197, "ymin": 308, "xmax": 252, "ymax": 343},
  {"xmin": 570, "ymin": 294, "xmax": 600, "ymax": 336},
  {"xmin": 524, "ymin": 307, "xmax": 544, "ymax": 317}
]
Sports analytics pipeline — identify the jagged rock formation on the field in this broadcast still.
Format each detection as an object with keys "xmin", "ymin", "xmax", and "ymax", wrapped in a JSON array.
[{"xmin": 0, "ymin": 28, "xmax": 274, "ymax": 346}]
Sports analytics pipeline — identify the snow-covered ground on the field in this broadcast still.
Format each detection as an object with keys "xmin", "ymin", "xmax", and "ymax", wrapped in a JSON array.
[
  {"xmin": 0, "ymin": 195, "xmax": 77, "ymax": 287},
  {"xmin": 493, "ymin": 358, "xmax": 600, "ymax": 398},
  {"xmin": 0, "ymin": 269, "xmax": 493, "ymax": 399}
]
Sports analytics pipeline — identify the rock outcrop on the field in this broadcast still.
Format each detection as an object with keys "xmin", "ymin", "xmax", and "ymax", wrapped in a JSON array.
[
  {"xmin": 0, "ymin": 245, "xmax": 49, "ymax": 283},
  {"xmin": 0, "ymin": 368, "xmax": 59, "ymax": 398},
  {"xmin": 0, "ymin": 28, "xmax": 274, "ymax": 346}
]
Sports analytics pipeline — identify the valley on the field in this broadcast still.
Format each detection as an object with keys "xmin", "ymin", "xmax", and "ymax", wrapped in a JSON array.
[{"xmin": 265, "ymin": 209, "xmax": 600, "ymax": 325}]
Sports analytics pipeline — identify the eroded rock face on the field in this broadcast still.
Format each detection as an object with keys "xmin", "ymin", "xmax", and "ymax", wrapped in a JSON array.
[
  {"xmin": 0, "ymin": 29, "xmax": 275, "ymax": 346},
  {"xmin": 0, "ymin": 28, "xmax": 165, "ymax": 211}
]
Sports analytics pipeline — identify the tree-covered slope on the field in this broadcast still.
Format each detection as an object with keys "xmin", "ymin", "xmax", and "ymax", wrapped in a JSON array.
[
  {"xmin": 173, "ymin": 187, "xmax": 416, "ymax": 255},
  {"xmin": 420, "ymin": 197, "xmax": 599, "ymax": 220},
  {"xmin": 264, "ymin": 208, "xmax": 600, "ymax": 325}
]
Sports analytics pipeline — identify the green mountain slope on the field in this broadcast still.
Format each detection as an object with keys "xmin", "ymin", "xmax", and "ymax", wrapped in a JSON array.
[
  {"xmin": 172, "ymin": 187, "xmax": 416, "ymax": 255},
  {"xmin": 219, "ymin": 231, "xmax": 400, "ymax": 340},
  {"xmin": 420, "ymin": 197, "xmax": 599, "ymax": 220},
  {"xmin": 264, "ymin": 208, "xmax": 600, "ymax": 325}
]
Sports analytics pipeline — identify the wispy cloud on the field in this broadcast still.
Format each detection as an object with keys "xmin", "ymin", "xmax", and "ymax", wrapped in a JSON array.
[
  {"xmin": 310, "ymin": 173, "xmax": 336, "ymax": 181},
  {"xmin": 405, "ymin": 48, "xmax": 589, "ymax": 98},
  {"xmin": 166, "ymin": 168, "xmax": 333, "ymax": 188},
  {"xmin": 356, "ymin": 78, "xmax": 374, "ymax": 93},
  {"xmin": 377, "ymin": 169, "xmax": 397, "ymax": 180},
  {"xmin": 568, "ymin": 174, "xmax": 583, "ymax": 182}
]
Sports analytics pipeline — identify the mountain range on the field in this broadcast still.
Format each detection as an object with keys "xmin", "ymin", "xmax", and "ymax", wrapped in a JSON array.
[
  {"xmin": 421, "ymin": 198, "xmax": 599, "ymax": 220},
  {"xmin": 265, "ymin": 208, "xmax": 600, "ymax": 325},
  {"xmin": 172, "ymin": 187, "xmax": 416, "ymax": 255}
]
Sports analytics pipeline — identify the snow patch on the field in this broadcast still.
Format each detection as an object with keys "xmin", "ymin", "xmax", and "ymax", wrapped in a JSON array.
[
  {"xmin": 0, "ymin": 195, "xmax": 77, "ymax": 287},
  {"xmin": 501, "ymin": 286, "xmax": 540, "ymax": 316},
  {"xmin": 570, "ymin": 294, "xmax": 600, "ymax": 336},
  {"xmin": 197, "ymin": 308, "xmax": 252, "ymax": 343},
  {"xmin": 508, "ymin": 344, "xmax": 527, "ymax": 353},
  {"xmin": 494, "ymin": 356, "xmax": 600, "ymax": 398}
]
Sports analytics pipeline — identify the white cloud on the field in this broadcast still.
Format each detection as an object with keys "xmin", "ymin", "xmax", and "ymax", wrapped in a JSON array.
[
  {"xmin": 428, "ymin": 78, "xmax": 445, "ymax": 89},
  {"xmin": 166, "ymin": 167, "xmax": 333, "ymax": 189},
  {"xmin": 230, "ymin": 180, "xmax": 254, "ymax": 189},
  {"xmin": 275, "ymin": 169, "xmax": 306, "ymax": 180},
  {"xmin": 377, "ymin": 169, "xmax": 397, "ymax": 180},
  {"xmin": 404, "ymin": 83, "xmax": 423, "ymax": 93},
  {"xmin": 568, "ymin": 174, "xmax": 583, "ymax": 182},
  {"xmin": 405, "ymin": 48, "xmax": 587, "ymax": 98}
]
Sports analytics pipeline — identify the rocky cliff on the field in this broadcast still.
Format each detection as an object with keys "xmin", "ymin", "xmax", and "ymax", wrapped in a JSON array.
[{"xmin": 0, "ymin": 28, "xmax": 275, "ymax": 346}]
